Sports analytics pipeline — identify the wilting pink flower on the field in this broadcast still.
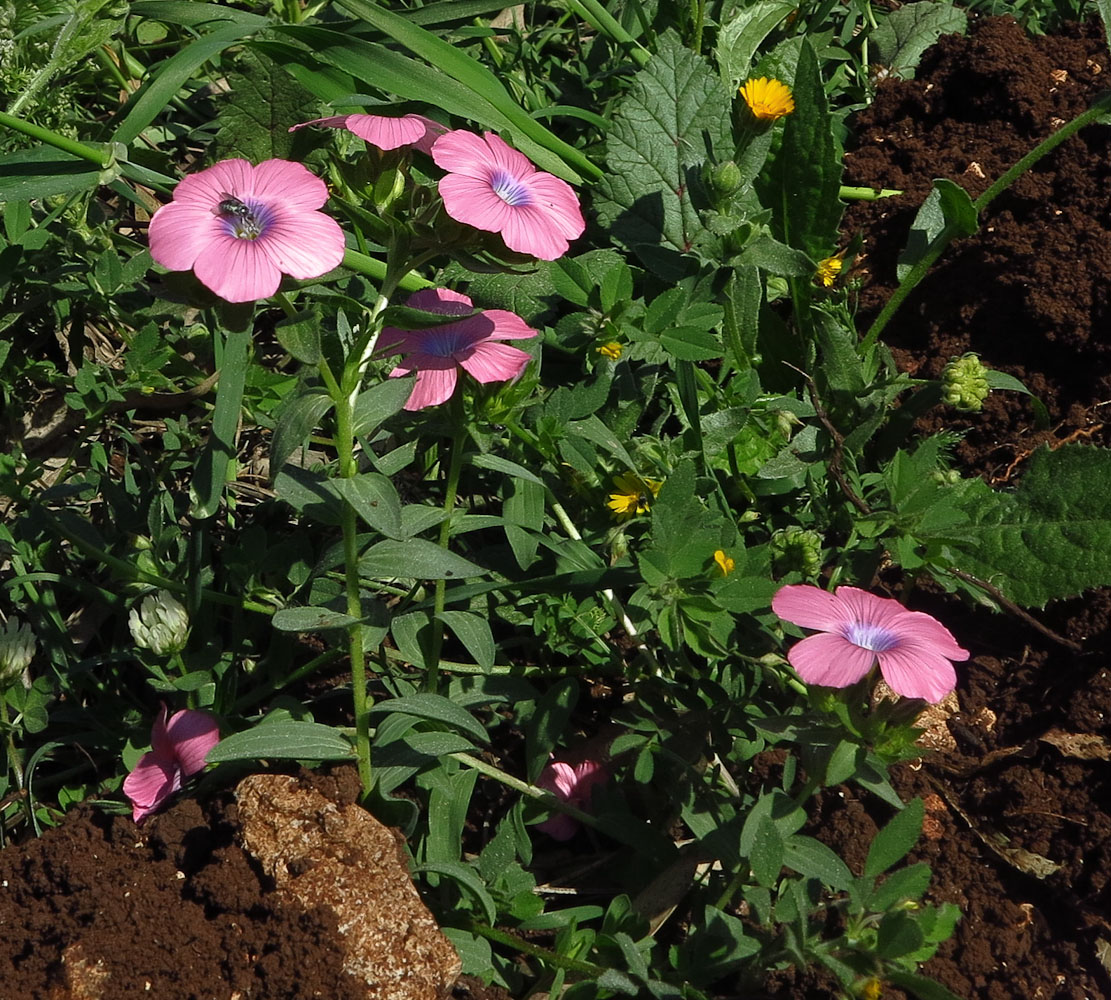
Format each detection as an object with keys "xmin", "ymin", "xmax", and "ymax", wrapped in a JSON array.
[
  {"xmin": 380, "ymin": 288, "xmax": 536, "ymax": 410},
  {"xmin": 535, "ymin": 757, "xmax": 607, "ymax": 841},
  {"xmin": 772, "ymin": 585, "xmax": 969, "ymax": 703},
  {"xmin": 432, "ymin": 130, "xmax": 585, "ymax": 260},
  {"xmin": 148, "ymin": 158, "xmax": 345, "ymax": 303},
  {"xmin": 123, "ymin": 704, "xmax": 220, "ymax": 823},
  {"xmin": 289, "ymin": 113, "xmax": 446, "ymax": 154}
]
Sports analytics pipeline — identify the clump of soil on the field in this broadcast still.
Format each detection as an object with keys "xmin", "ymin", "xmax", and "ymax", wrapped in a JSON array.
[{"xmin": 843, "ymin": 14, "xmax": 1111, "ymax": 479}]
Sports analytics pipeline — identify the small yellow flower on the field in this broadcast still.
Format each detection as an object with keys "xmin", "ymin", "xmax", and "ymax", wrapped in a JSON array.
[
  {"xmin": 739, "ymin": 77, "xmax": 795, "ymax": 122},
  {"xmin": 713, "ymin": 550, "xmax": 735, "ymax": 576},
  {"xmin": 597, "ymin": 341, "xmax": 623, "ymax": 360},
  {"xmin": 859, "ymin": 978, "xmax": 884, "ymax": 1000},
  {"xmin": 816, "ymin": 255, "xmax": 843, "ymax": 287},
  {"xmin": 607, "ymin": 473, "xmax": 662, "ymax": 522}
]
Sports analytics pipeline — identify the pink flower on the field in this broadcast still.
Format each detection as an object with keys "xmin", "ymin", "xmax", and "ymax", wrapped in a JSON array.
[
  {"xmin": 380, "ymin": 288, "xmax": 536, "ymax": 410},
  {"xmin": 432, "ymin": 130, "xmax": 585, "ymax": 260},
  {"xmin": 536, "ymin": 757, "xmax": 607, "ymax": 841},
  {"xmin": 122, "ymin": 704, "xmax": 220, "ymax": 823},
  {"xmin": 148, "ymin": 158, "xmax": 345, "ymax": 303},
  {"xmin": 772, "ymin": 585, "xmax": 969, "ymax": 703},
  {"xmin": 289, "ymin": 113, "xmax": 447, "ymax": 154}
]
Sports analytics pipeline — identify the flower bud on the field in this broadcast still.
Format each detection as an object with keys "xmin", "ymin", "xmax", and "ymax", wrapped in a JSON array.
[
  {"xmin": 771, "ymin": 526, "xmax": 824, "ymax": 578},
  {"xmin": 129, "ymin": 591, "xmax": 190, "ymax": 656},
  {"xmin": 0, "ymin": 617, "xmax": 35, "ymax": 685},
  {"xmin": 942, "ymin": 353, "xmax": 990, "ymax": 412},
  {"xmin": 711, "ymin": 160, "xmax": 743, "ymax": 195}
]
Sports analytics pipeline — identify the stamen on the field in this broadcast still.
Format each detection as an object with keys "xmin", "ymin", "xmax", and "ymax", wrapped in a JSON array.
[{"xmin": 844, "ymin": 622, "xmax": 899, "ymax": 652}]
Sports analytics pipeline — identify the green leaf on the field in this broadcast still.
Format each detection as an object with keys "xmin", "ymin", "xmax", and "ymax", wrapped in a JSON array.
[
  {"xmin": 774, "ymin": 39, "xmax": 843, "ymax": 259},
  {"xmin": 887, "ymin": 972, "xmax": 965, "ymax": 1000},
  {"xmin": 865, "ymin": 798, "xmax": 924, "ymax": 878},
  {"xmin": 272, "ymin": 607, "xmax": 359, "ymax": 632},
  {"xmin": 331, "ymin": 473, "xmax": 404, "ymax": 539},
  {"xmin": 0, "ymin": 147, "xmax": 101, "ymax": 202},
  {"xmin": 871, "ymin": 2, "xmax": 968, "ymax": 80},
  {"xmin": 716, "ymin": 1, "xmax": 797, "ymax": 85},
  {"xmin": 748, "ymin": 813, "xmax": 785, "ymax": 887},
  {"xmin": 783, "ymin": 835, "xmax": 853, "ymax": 890},
  {"xmin": 469, "ymin": 452, "xmax": 545, "ymax": 486},
  {"xmin": 274, "ymin": 309, "xmax": 323, "ymax": 365},
  {"xmin": 897, "ymin": 178, "xmax": 978, "ymax": 280},
  {"xmin": 271, "ymin": 388, "xmax": 333, "ymax": 471},
  {"xmin": 660, "ymin": 326, "xmax": 722, "ymax": 361},
  {"xmin": 870, "ymin": 861, "xmax": 933, "ymax": 911},
  {"xmin": 359, "ymin": 538, "xmax": 485, "ymax": 579},
  {"xmin": 352, "ymin": 377, "xmax": 414, "ymax": 436},
  {"xmin": 948, "ymin": 445, "xmax": 1111, "ymax": 607},
  {"xmin": 371, "ymin": 693, "xmax": 488, "ymax": 743},
  {"xmin": 414, "ymin": 861, "xmax": 498, "ymax": 924},
  {"xmin": 207, "ymin": 721, "xmax": 354, "ymax": 762},
  {"xmin": 876, "ymin": 910, "xmax": 926, "ymax": 959},
  {"xmin": 130, "ymin": 2, "xmax": 270, "ymax": 26},
  {"xmin": 595, "ymin": 31, "xmax": 731, "ymax": 278},
  {"xmin": 438, "ymin": 610, "xmax": 495, "ymax": 671}
]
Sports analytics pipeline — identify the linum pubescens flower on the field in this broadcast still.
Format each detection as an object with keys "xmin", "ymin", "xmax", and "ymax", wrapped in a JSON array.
[
  {"xmin": 148, "ymin": 158, "xmax": 345, "ymax": 303},
  {"xmin": 432, "ymin": 130, "xmax": 585, "ymax": 260},
  {"xmin": 290, "ymin": 112, "xmax": 446, "ymax": 154},
  {"xmin": 535, "ymin": 756, "xmax": 607, "ymax": 841},
  {"xmin": 739, "ymin": 77, "xmax": 795, "ymax": 122},
  {"xmin": 772, "ymin": 584, "xmax": 969, "ymax": 703},
  {"xmin": 380, "ymin": 288, "xmax": 537, "ymax": 410},
  {"xmin": 123, "ymin": 704, "xmax": 220, "ymax": 823}
]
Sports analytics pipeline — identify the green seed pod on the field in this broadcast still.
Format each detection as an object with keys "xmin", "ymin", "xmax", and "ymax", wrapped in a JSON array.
[
  {"xmin": 711, "ymin": 160, "xmax": 743, "ymax": 195},
  {"xmin": 771, "ymin": 526, "xmax": 824, "ymax": 578},
  {"xmin": 942, "ymin": 353, "xmax": 990, "ymax": 412}
]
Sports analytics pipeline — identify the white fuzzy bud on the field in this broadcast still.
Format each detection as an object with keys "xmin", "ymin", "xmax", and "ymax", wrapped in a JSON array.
[
  {"xmin": 0, "ymin": 617, "xmax": 35, "ymax": 684},
  {"xmin": 129, "ymin": 591, "xmax": 190, "ymax": 656}
]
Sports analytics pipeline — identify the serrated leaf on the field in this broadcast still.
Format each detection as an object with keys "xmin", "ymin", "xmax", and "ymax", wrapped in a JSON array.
[
  {"xmin": 207, "ymin": 721, "xmax": 354, "ymax": 762},
  {"xmin": 716, "ymin": 1, "xmax": 797, "ymax": 85},
  {"xmin": 871, "ymin": 2, "xmax": 968, "ymax": 80},
  {"xmin": 212, "ymin": 48, "xmax": 336, "ymax": 163},
  {"xmin": 595, "ymin": 31, "xmax": 731, "ymax": 278},
  {"xmin": 948, "ymin": 445, "xmax": 1111, "ymax": 607}
]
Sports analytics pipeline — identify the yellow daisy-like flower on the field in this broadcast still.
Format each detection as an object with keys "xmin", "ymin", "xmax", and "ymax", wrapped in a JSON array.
[
  {"xmin": 597, "ymin": 341, "xmax": 623, "ymax": 360},
  {"xmin": 739, "ymin": 77, "xmax": 795, "ymax": 122},
  {"xmin": 858, "ymin": 978, "xmax": 884, "ymax": 1000},
  {"xmin": 816, "ymin": 255, "xmax": 843, "ymax": 287},
  {"xmin": 713, "ymin": 550, "xmax": 735, "ymax": 576},
  {"xmin": 607, "ymin": 473, "xmax": 662, "ymax": 522}
]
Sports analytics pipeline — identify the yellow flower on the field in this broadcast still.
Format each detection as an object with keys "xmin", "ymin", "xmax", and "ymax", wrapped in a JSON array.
[
  {"xmin": 858, "ymin": 978, "xmax": 884, "ymax": 1000},
  {"xmin": 607, "ymin": 473, "xmax": 662, "ymax": 522},
  {"xmin": 816, "ymin": 255, "xmax": 843, "ymax": 287},
  {"xmin": 597, "ymin": 341, "xmax": 623, "ymax": 360},
  {"xmin": 739, "ymin": 77, "xmax": 795, "ymax": 122},
  {"xmin": 713, "ymin": 550, "xmax": 735, "ymax": 576}
]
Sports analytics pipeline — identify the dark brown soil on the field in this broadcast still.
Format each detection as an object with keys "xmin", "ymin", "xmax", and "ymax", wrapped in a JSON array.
[
  {"xmin": 829, "ymin": 14, "xmax": 1111, "ymax": 1000},
  {"xmin": 843, "ymin": 14, "xmax": 1111, "ymax": 479}
]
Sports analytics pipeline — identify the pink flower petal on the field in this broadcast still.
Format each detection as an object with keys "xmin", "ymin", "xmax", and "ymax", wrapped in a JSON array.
[
  {"xmin": 786, "ymin": 631, "xmax": 877, "ymax": 688},
  {"xmin": 835, "ymin": 587, "xmax": 908, "ymax": 631},
  {"xmin": 891, "ymin": 610, "xmax": 970, "ymax": 661},
  {"xmin": 497, "ymin": 202, "xmax": 573, "ymax": 260},
  {"xmin": 194, "ymin": 236, "xmax": 283, "ymax": 303},
  {"xmin": 535, "ymin": 813, "xmax": 580, "ymax": 841},
  {"xmin": 149, "ymin": 703, "xmax": 174, "ymax": 759},
  {"xmin": 772, "ymin": 585, "xmax": 854, "ymax": 632},
  {"xmin": 431, "ymin": 130, "xmax": 507, "ymax": 178},
  {"xmin": 164, "ymin": 709, "xmax": 220, "ymax": 777},
  {"xmin": 404, "ymin": 365, "xmax": 459, "ymax": 410},
  {"xmin": 877, "ymin": 647, "xmax": 958, "ymax": 702},
  {"xmin": 148, "ymin": 202, "xmax": 223, "ymax": 272},
  {"xmin": 537, "ymin": 760, "xmax": 578, "ymax": 799},
  {"xmin": 170, "ymin": 159, "xmax": 255, "ymax": 209},
  {"xmin": 481, "ymin": 309, "xmax": 539, "ymax": 340},
  {"xmin": 406, "ymin": 287, "xmax": 474, "ymax": 314},
  {"xmin": 291, "ymin": 113, "xmax": 447, "ymax": 153},
  {"xmin": 474, "ymin": 131, "xmax": 536, "ymax": 178},
  {"xmin": 249, "ymin": 158, "xmax": 330, "ymax": 210},
  {"xmin": 522, "ymin": 172, "xmax": 587, "ymax": 239},
  {"xmin": 257, "ymin": 210, "xmax": 345, "ymax": 280},
  {"xmin": 438, "ymin": 173, "xmax": 516, "ymax": 233},
  {"xmin": 458, "ymin": 341, "xmax": 531, "ymax": 383},
  {"xmin": 123, "ymin": 753, "xmax": 179, "ymax": 823}
]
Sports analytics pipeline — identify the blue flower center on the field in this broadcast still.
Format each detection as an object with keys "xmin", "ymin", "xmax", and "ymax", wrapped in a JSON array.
[
  {"xmin": 489, "ymin": 169, "xmax": 532, "ymax": 208},
  {"xmin": 421, "ymin": 326, "xmax": 473, "ymax": 358},
  {"xmin": 216, "ymin": 195, "xmax": 268, "ymax": 240},
  {"xmin": 844, "ymin": 622, "xmax": 899, "ymax": 652}
]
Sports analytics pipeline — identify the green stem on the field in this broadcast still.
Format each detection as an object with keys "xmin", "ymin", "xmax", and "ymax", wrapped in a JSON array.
[
  {"xmin": 562, "ymin": 0, "xmax": 650, "ymax": 67},
  {"xmin": 862, "ymin": 93, "xmax": 1111, "ymax": 351},
  {"xmin": 0, "ymin": 111, "xmax": 111, "ymax": 168},
  {"xmin": 341, "ymin": 248, "xmax": 433, "ymax": 293},
  {"xmin": 838, "ymin": 184, "xmax": 902, "ymax": 200},
  {"xmin": 467, "ymin": 920, "xmax": 606, "ymax": 977},
  {"xmin": 426, "ymin": 397, "xmax": 468, "ymax": 692}
]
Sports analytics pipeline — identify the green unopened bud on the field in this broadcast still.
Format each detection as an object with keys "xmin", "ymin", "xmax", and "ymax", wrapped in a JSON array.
[
  {"xmin": 372, "ymin": 166, "xmax": 406, "ymax": 211},
  {"xmin": 0, "ymin": 617, "xmax": 35, "ymax": 685},
  {"xmin": 773, "ymin": 408, "xmax": 803, "ymax": 440},
  {"xmin": 711, "ymin": 160, "xmax": 743, "ymax": 195},
  {"xmin": 942, "ymin": 353, "xmax": 990, "ymax": 412},
  {"xmin": 129, "ymin": 591, "xmax": 190, "ymax": 656},
  {"xmin": 771, "ymin": 526, "xmax": 824, "ymax": 578}
]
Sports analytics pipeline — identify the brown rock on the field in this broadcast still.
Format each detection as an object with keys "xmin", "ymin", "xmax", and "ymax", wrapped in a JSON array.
[{"xmin": 236, "ymin": 773, "xmax": 461, "ymax": 1000}]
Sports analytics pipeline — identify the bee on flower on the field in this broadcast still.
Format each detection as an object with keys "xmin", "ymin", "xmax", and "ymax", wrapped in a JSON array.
[
  {"xmin": 739, "ymin": 77, "xmax": 795, "ymax": 123},
  {"xmin": 607, "ymin": 473, "xmax": 662, "ymax": 522}
]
